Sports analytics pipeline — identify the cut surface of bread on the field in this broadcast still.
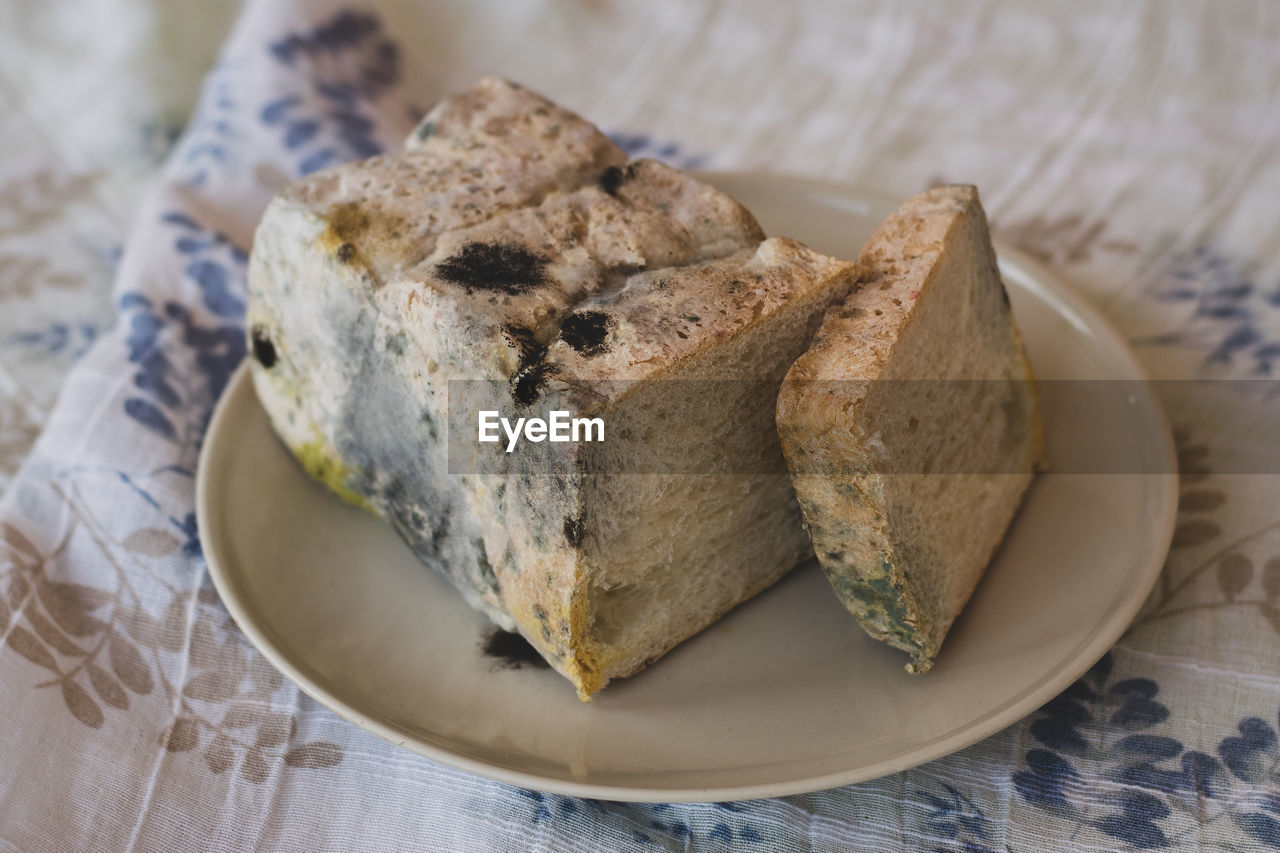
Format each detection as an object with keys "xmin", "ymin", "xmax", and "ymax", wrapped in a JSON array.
[
  {"xmin": 776, "ymin": 185, "xmax": 1042, "ymax": 672},
  {"xmin": 247, "ymin": 78, "xmax": 857, "ymax": 698}
]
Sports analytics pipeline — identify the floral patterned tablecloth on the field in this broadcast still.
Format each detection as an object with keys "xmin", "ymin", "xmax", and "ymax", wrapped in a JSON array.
[{"xmin": 1, "ymin": 1, "xmax": 1278, "ymax": 850}]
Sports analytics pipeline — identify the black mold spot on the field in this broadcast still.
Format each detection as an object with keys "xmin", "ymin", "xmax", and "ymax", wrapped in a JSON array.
[
  {"xmin": 502, "ymin": 324, "xmax": 543, "ymax": 362},
  {"xmin": 482, "ymin": 629, "xmax": 549, "ymax": 670},
  {"xmin": 336, "ymin": 242, "xmax": 356, "ymax": 263},
  {"xmin": 414, "ymin": 120, "xmax": 436, "ymax": 142},
  {"xmin": 436, "ymin": 243, "xmax": 548, "ymax": 295},
  {"xmin": 681, "ymin": 313, "xmax": 701, "ymax": 324},
  {"xmin": 563, "ymin": 516, "xmax": 585, "ymax": 547},
  {"xmin": 250, "ymin": 326, "xmax": 277, "ymax": 369},
  {"xmin": 512, "ymin": 362, "xmax": 556, "ymax": 406},
  {"xmin": 503, "ymin": 324, "xmax": 557, "ymax": 406},
  {"xmin": 600, "ymin": 165, "xmax": 627, "ymax": 197},
  {"xmin": 532, "ymin": 604, "xmax": 553, "ymax": 643},
  {"xmin": 559, "ymin": 310, "xmax": 613, "ymax": 357}
]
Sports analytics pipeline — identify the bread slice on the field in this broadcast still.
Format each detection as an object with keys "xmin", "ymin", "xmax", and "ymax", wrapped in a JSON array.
[
  {"xmin": 247, "ymin": 78, "xmax": 858, "ymax": 698},
  {"xmin": 776, "ymin": 185, "xmax": 1042, "ymax": 672}
]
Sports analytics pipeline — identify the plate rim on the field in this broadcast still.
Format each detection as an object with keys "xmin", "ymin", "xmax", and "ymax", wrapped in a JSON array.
[{"xmin": 198, "ymin": 170, "xmax": 1178, "ymax": 802}]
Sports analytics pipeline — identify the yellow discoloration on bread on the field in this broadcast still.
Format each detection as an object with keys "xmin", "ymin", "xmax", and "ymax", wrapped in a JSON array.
[{"xmin": 290, "ymin": 434, "xmax": 375, "ymax": 513}]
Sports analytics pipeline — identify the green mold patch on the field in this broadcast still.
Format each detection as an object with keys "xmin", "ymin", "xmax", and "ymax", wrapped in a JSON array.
[
  {"xmin": 827, "ymin": 562, "xmax": 919, "ymax": 651},
  {"xmin": 290, "ymin": 437, "xmax": 374, "ymax": 513}
]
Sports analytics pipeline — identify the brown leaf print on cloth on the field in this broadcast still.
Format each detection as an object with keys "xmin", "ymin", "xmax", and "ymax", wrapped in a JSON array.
[
  {"xmin": 1135, "ymin": 426, "xmax": 1280, "ymax": 631},
  {"xmin": 0, "ymin": 172, "xmax": 98, "ymax": 307},
  {"xmin": 921, "ymin": 179, "xmax": 1136, "ymax": 266},
  {"xmin": 994, "ymin": 213, "xmax": 1137, "ymax": 266},
  {"xmin": 0, "ymin": 171, "xmax": 100, "ymax": 241},
  {"xmin": 0, "ymin": 395, "xmax": 42, "ymax": 494},
  {"xmin": 0, "ymin": 482, "xmax": 345, "ymax": 780},
  {"xmin": 0, "ymin": 252, "xmax": 85, "ymax": 301}
]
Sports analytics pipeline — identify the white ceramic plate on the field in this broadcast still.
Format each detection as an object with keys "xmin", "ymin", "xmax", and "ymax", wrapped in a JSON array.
[{"xmin": 198, "ymin": 173, "xmax": 1177, "ymax": 802}]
